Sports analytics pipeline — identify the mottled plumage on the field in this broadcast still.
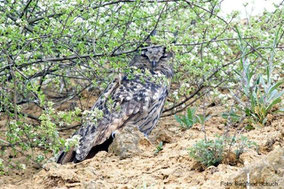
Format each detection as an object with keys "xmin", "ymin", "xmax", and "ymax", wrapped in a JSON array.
[{"xmin": 57, "ymin": 46, "xmax": 174, "ymax": 164}]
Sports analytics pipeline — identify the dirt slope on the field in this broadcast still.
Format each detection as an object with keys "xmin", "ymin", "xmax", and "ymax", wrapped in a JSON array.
[{"xmin": 1, "ymin": 106, "xmax": 284, "ymax": 189}]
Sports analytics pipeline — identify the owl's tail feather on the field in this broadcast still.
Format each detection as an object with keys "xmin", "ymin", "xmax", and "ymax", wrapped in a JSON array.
[
  {"xmin": 56, "ymin": 100, "xmax": 141, "ymax": 164},
  {"xmin": 56, "ymin": 147, "xmax": 78, "ymax": 164},
  {"xmin": 56, "ymin": 134, "xmax": 115, "ymax": 164}
]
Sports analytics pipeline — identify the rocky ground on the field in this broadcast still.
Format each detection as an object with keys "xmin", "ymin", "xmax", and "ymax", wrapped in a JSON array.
[{"xmin": 1, "ymin": 103, "xmax": 283, "ymax": 189}]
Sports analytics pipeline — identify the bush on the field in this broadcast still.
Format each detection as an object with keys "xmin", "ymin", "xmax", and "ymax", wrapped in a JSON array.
[
  {"xmin": 189, "ymin": 137, "xmax": 224, "ymax": 167},
  {"xmin": 0, "ymin": 101, "xmax": 82, "ymax": 173},
  {"xmin": 189, "ymin": 135, "xmax": 257, "ymax": 168}
]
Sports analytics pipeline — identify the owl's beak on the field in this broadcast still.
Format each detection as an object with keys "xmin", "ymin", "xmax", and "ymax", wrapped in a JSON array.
[{"xmin": 151, "ymin": 61, "xmax": 157, "ymax": 68}]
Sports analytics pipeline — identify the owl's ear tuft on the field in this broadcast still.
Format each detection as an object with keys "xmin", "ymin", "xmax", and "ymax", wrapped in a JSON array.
[
  {"xmin": 141, "ymin": 49, "xmax": 147, "ymax": 57},
  {"xmin": 163, "ymin": 51, "xmax": 173, "ymax": 59}
]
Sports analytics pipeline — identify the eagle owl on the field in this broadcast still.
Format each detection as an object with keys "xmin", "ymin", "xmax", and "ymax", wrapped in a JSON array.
[{"xmin": 57, "ymin": 46, "xmax": 174, "ymax": 164}]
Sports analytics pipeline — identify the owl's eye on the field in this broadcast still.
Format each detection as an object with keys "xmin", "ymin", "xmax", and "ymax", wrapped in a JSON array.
[
  {"xmin": 141, "ymin": 53, "xmax": 148, "ymax": 58},
  {"xmin": 161, "ymin": 54, "xmax": 168, "ymax": 58}
]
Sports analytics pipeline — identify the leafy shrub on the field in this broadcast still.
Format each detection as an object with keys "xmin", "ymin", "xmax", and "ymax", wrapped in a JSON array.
[
  {"xmin": 189, "ymin": 137, "xmax": 224, "ymax": 167},
  {"xmin": 0, "ymin": 101, "xmax": 82, "ymax": 173},
  {"xmin": 189, "ymin": 135, "xmax": 257, "ymax": 168}
]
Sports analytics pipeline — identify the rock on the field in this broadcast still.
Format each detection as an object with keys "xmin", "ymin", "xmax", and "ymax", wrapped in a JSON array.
[
  {"xmin": 149, "ymin": 129, "xmax": 173, "ymax": 144},
  {"xmin": 108, "ymin": 126, "xmax": 152, "ymax": 159},
  {"xmin": 230, "ymin": 146, "xmax": 284, "ymax": 189}
]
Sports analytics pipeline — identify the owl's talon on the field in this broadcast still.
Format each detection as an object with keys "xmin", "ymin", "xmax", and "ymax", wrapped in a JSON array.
[
  {"xmin": 112, "ymin": 131, "xmax": 117, "ymax": 138},
  {"xmin": 144, "ymin": 133, "xmax": 149, "ymax": 139}
]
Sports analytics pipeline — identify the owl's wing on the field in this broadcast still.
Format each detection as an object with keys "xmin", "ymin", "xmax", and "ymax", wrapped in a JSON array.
[{"xmin": 57, "ymin": 77, "xmax": 165, "ymax": 164}]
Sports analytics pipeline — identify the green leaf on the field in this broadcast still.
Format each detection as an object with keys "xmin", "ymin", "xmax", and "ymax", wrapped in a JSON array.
[
  {"xmin": 268, "ymin": 80, "xmax": 284, "ymax": 95},
  {"xmin": 174, "ymin": 115, "xmax": 183, "ymax": 125},
  {"xmin": 266, "ymin": 97, "xmax": 281, "ymax": 112},
  {"xmin": 187, "ymin": 107, "xmax": 194, "ymax": 120}
]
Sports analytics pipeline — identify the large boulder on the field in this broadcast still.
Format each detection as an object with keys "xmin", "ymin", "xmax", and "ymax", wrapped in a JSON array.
[{"xmin": 230, "ymin": 146, "xmax": 284, "ymax": 189}]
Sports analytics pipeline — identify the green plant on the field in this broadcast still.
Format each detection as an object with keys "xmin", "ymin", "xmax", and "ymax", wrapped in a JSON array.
[
  {"xmin": 232, "ymin": 136, "xmax": 257, "ymax": 159},
  {"xmin": 222, "ymin": 109, "xmax": 241, "ymax": 123},
  {"xmin": 154, "ymin": 141, "xmax": 164, "ymax": 155},
  {"xmin": 175, "ymin": 107, "xmax": 210, "ymax": 130},
  {"xmin": 37, "ymin": 102, "xmax": 82, "ymax": 156},
  {"xmin": 233, "ymin": 26, "xmax": 284, "ymax": 125},
  {"xmin": 0, "ymin": 158, "xmax": 4, "ymax": 175},
  {"xmin": 189, "ymin": 135, "xmax": 257, "ymax": 168},
  {"xmin": 175, "ymin": 107, "xmax": 198, "ymax": 129},
  {"xmin": 222, "ymin": 108, "xmax": 257, "ymax": 131},
  {"xmin": 0, "ymin": 101, "xmax": 82, "ymax": 172},
  {"xmin": 247, "ymin": 75, "xmax": 283, "ymax": 125},
  {"xmin": 189, "ymin": 137, "xmax": 224, "ymax": 167}
]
